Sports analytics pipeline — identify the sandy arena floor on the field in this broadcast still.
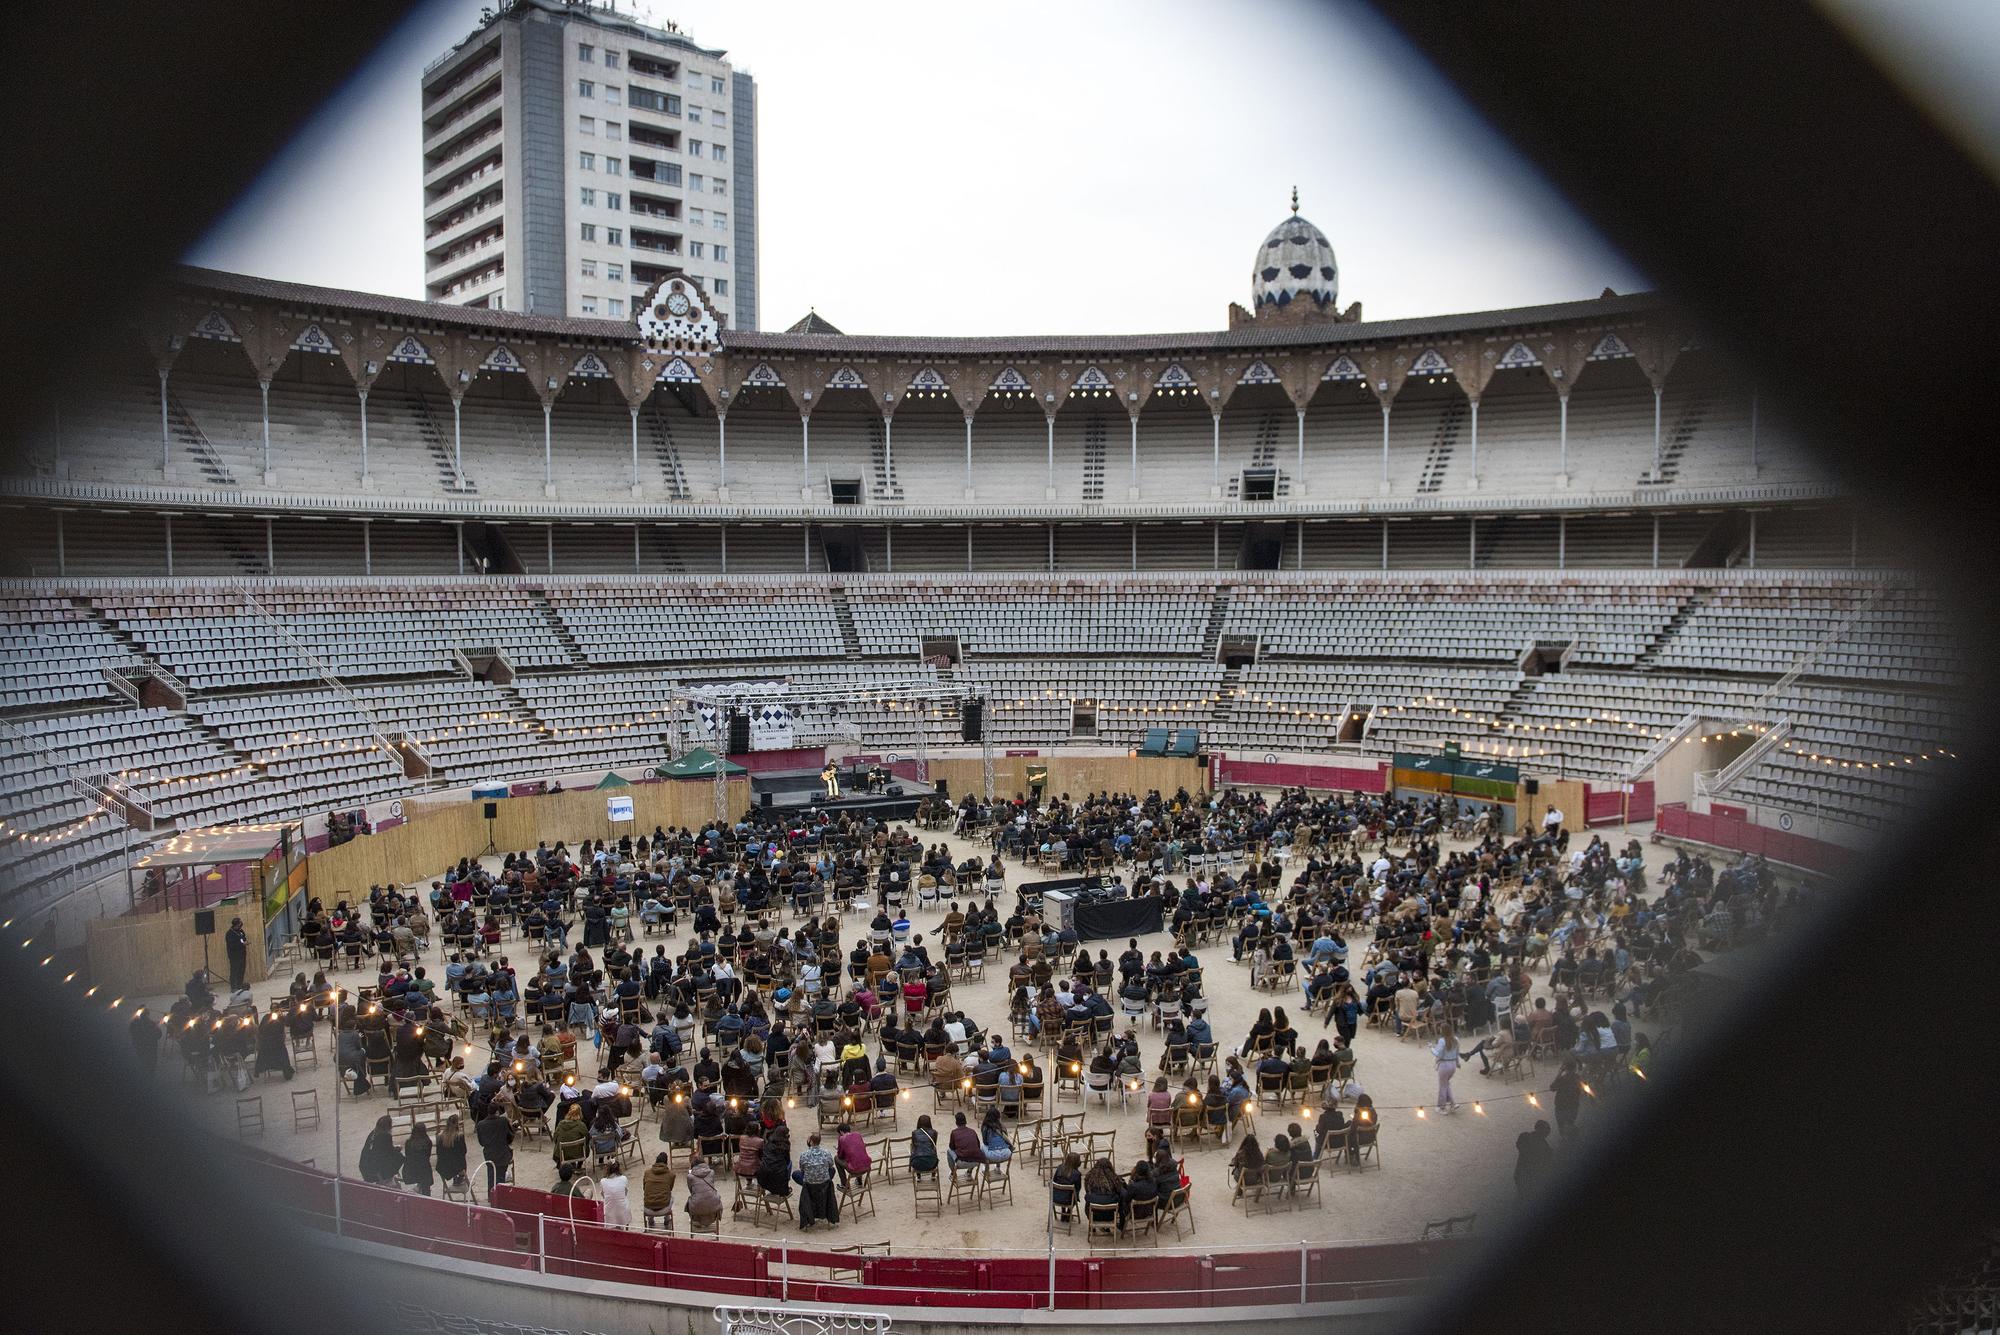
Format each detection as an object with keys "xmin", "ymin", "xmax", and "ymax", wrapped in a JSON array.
[{"xmin": 161, "ymin": 813, "xmax": 1664, "ymax": 1257}]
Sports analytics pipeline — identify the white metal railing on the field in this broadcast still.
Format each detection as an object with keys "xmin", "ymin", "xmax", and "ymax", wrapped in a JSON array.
[
  {"xmin": 1621, "ymin": 709, "xmax": 1703, "ymax": 783},
  {"xmin": 232, "ymin": 583, "xmax": 409, "ymax": 767},
  {"xmin": 1734, "ymin": 582, "xmax": 1892, "ymax": 721},
  {"xmin": 3, "ymin": 567, "xmax": 1906, "ymax": 595},
  {"xmin": 0, "ymin": 473, "xmax": 1848, "ymax": 526},
  {"xmin": 1693, "ymin": 716, "xmax": 1795, "ymax": 801}
]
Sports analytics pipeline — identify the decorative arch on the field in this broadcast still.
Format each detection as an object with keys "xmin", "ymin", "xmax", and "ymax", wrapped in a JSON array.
[
  {"xmin": 387, "ymin": 334, "xmax": 435, "ymax": 365},
  {"xmin": 1322, "ymin": 354, "xmax": 1365, "ymax": 382},
  {"xmin": 291, "ymin": 323, "xmax": 339, "ymax": 356},
  {"xmin": 191, "ymin": 309, "xmax": 240, "ymax": 343},
  {"xmin": 635, "ymin": 275, "xmax": 721, "ymax": 355}
]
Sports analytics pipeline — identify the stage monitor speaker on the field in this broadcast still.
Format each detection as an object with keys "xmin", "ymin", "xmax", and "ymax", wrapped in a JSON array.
[
  {"xmin": 761, "ymin": 791, "xmax": 774, "ymax": 809},
  {"xmin": 887, "ymin": 784, "xmax": 904, "ymax": 797},
  {"xmin": 483, "ymin": 801, "xmax": 498, "ymax": 819},
  {"xmin": 1524, "ymin": 778, "xmax": 1540, "ymax": 796},
  {"xmin": 193, "ymin": 909, "xmax": 216, "ymax": 937},
  {"xmin": 727, "ymin": 710, "xmax": 751, "ymax": 755},
  {"xmin": 933, "ymin": 778, "xmax": 949, "ymax": 800},
  {"xmin": 960, "ymin": 698, "xmax": 984, "ymax": 742}
]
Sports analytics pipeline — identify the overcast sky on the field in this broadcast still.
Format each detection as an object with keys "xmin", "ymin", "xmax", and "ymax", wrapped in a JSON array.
[{"xmin": 188, "ymin": 0, "xmax": 1650, "ymax": 335}]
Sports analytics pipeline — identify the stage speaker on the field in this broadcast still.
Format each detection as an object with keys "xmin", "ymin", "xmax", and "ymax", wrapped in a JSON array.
[
  {"xmin": 193, "ymin": 909, "xmax": 216, "ymax": 937},
  {"xmin": 1524, "ymin": 778, "xmax": 1540, "ymax": 796},
  {"xmin": 727, "ymin": 710, "xmax": 751, "ymax": 755},
  {"xmin": 483, "ymin": 801, "xmax": 498, "ymax": 819},
  {"xmin": 933, "ymin": 778, "xmax": 949, "ymax": 800},
  {"xmin": 761, "ymin": 791, "xmax": 774, "ymax": 809},
  {"xmin": 960, "ymin": 698, "xmax": 984, "ymax": 742},
  {"xmin": 888, "ymin": 784, "xmax": 904, "ymax": 797}
]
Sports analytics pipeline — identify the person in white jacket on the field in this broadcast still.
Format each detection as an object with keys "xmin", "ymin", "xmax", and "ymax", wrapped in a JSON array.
[
  {"xmin": 1431, "ymin": 1027, "xmax": 1461, "ymax": 1114},
  {"xmin": 599, "ymin": 1163, "xmax": 632, "ymax": 1228}
]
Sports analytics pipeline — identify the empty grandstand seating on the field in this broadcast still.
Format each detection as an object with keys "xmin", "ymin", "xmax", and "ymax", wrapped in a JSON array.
[{"xmin": 0, "ymin": 572, "xmax": 1963, "ymax": 911}]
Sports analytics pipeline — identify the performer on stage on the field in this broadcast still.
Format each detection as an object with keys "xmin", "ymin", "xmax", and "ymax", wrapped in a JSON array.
[{"xmin": 822, "ymin": 762, "xmax": 841, "ymax": 799}]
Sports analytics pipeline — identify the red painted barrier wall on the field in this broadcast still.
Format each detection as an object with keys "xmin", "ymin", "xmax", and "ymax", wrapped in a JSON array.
[
  {"xmin": 248, "ymin": 1155, "xmax": 1462, "ymax": 1310},
  {"xmin": 1581, "ymin": 779, "xmax": 1654, "ymax": 827},
  {"xmin": 1656, "ymin": 803, "xmax": 1842, "ymax": 872},
  {"xmin": 1213, "ymin": 756, "xmax": 1389, "ymax": 793}
]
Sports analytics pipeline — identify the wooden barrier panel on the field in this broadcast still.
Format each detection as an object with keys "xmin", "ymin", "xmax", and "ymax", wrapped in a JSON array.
[
  {"xmin": 85, "ymin": 895, "xmax": 269, "ymax": 997},
  {"xmin": 491, "ymin": 778, "xmax": 747, "ymax": 851},
  {"xmin": 303, "ymin": 779, "xmax": 745, "ymax": 910},
  {"xmin": 306, "ymin": 804, "xmax": 484, "ymax": 907}
]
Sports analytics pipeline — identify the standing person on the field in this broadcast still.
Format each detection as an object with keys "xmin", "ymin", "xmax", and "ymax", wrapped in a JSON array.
[
  {"xmin": 225, "ymin": 916, "xmax": 250, "ymax": 994},
  {"xmin": 1550, "ymin": 1059, "xmax": 1584, "ymax": 1141},
  {"xmin": 475, "ymin": 1106, "xmax": 515, "ymax": 1185},
  {"xmin": 401, "ymin": 1122, "xmax": 436, "ymax": 1196},
  {"xmin": 1514, "ymin": 1120, "xmax": 1555, "ymax": 1198},
  {"xmin": 1431, "ymin": 1025, "xmax": 1461, "ymax": 1114},
  {"xmin": 129, "ymin": 1009, "xmax": 161, "ymax": 1076}
]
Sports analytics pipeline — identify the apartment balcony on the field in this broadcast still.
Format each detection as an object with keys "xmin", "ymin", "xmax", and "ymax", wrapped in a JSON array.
[
  {"xmin": 424, "ymin": 124, "xmax": 503, "ymax": 188},
  {"xmin": 423, "ymin": 42, "xmax": 500, "ymax": 109},
  {"xmin": 629, "ymin": 193, "xmax": 680, "ymax": 223},
  {"xmin": 424, "ymin": 190, "xmax": 504, "ymax": 245},
  {"xmin": 423, "ymin": 80, "xmax": 502, "ymax": 153},
  {"xmin": 425, "ymin": 228, "xmax": 506, "ymax": 282},
  {"xmin": 432, "ymin": 263, "xmax": 505, "ymax": 303},
  {"xmin": 425, "ymin": 158, "xmax": 506, "ymax": 212}
]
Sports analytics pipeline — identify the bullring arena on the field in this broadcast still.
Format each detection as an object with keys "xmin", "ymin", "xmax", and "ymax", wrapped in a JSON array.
[{"xmin": 0, "ymin": 203, "xmax": 1961, "ymax": 1334}]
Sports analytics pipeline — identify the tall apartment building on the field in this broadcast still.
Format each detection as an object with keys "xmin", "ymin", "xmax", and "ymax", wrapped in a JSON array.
[{"xmin": 421, "ymin": 0, "xmax": 759, "ymax": 329}]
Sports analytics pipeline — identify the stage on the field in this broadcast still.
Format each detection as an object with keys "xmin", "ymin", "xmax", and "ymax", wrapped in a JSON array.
[{"xmin": 749, "ymin": 765, "xmax": 938, "ymax": 822}]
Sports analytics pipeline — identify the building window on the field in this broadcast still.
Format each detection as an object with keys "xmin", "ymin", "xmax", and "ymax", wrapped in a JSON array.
[
  {"xmin": 715, "ymin": 245, "xmax": 727, "ymax": 263},
  {"xmin": 579, "ymin": 115, "xmax": 596, "ymax": 135},
  {"xmin": 715, "ymin": 278, "xmax": 728, "ymax": 296},
  {"xmin": 606, "ymin": 192, "xmax": 622, "ymax": 210},
  {"xmin": 604, "ymin": 86, "xmax": 621, "ymax": 106},
  {"xmin": 607, "ymin": 297, "xmax": 624, "ymax": 316},
  {"xmin": 688, "ymin": 106, "xmax": 701, "ymax": 124},
  {"xmin": 687, "ymin": 67, "xmax": 702, "ymax": 85},
  {"xmin": 713, "ymin": 178, "xmax": 726, "ymax": 195},
  {"xmin": 580, "ymin": 296, "xmax": 598, "ymax": 314},
  {"xmin": 690, "ymin": 139, "xmax": 703, "ymax": 157},
  {"xmin": 605, "ymin": 157, "xmax": 621, "ymax": 176},
  {"xmin": 712, "ymin": 144, "xmax": 725, "ymax": 161},
  {"xmin": 690, "ymin": 172, "xmax": 704, "ymax": 192},
  {"xmin": 713, "ymin": 211, "xmax": 727, "ymax": 228},
  {"xmin": 711, "ymin": 76, "xmax": 724, "ymax": 93},
  {"xmin": 607, "ymin": 263, "xmax": 623, "ymax": 282},
  {"xmin": 580, "ymin": 223, "xmax": 597, "ymax": 241},
  {"xmin": 578, "ymin": 79, "xmax": 595, "ymax": 98},
  {"xmin": 603, "ymin": 50, "xmax": 619, "ymax": 69},
  {"xmin": 579, "ymin": 187, "xmax": 596, "ymax": 206},
  {"xmin": 713, "ymin": 110, "xmax": 726, "ymax": 129},
  {"xmin": 606, "ymin": 121, "xmax": 622, "ymax": 141},
  {"xmin": 628, "ymin": 87, "xmax": 676, "ymax": 115},
  {"xmin": 689, "ymin": 206, "xmax": 704, "ymax": 226},
  {"xmin": 689, "ymin": 241, "xmax": 704, "ymax": 258},
  {"xmin": 578, "ymin": 151, "xmax": 595, "ymax": 170},
  {"xmin": 606, "ymin": 227, "xmax": 623, "ymax": 246},
  {"xmin": 578, "ymin": 43, "xmax": 594, "ymax": 62},
  {"xmin": 581, "ymin": 259, "xmax": 597, "ymax": 278}
]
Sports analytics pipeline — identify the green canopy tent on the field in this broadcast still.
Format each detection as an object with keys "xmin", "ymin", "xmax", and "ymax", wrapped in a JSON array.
[
  {"xmin": 653, "ymin": 747, "xmax": 747, "ymax": 778},
  {"xmin": 592, "ymin": 771, "xmax": 632, "ymax": 789}
]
